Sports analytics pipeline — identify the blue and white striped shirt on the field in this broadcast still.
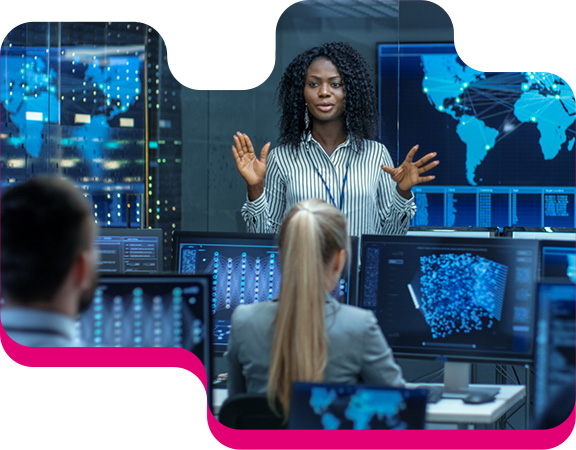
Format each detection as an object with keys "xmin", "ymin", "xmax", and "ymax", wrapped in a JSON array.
[{"xmin": 241, "ymin": 133, "xmax": 416, "ymax": 237}]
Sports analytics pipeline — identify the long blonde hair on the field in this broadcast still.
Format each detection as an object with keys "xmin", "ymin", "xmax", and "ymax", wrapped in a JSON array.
[{"xmin": 267, "ymin": 199, "xmax": 349, "ymax": 415}]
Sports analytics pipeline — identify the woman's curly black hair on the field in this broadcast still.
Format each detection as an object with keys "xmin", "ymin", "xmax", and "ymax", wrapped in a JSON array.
[{"xmin": 277, "ymin": 41, "xmax": 378, "ymax": 150}]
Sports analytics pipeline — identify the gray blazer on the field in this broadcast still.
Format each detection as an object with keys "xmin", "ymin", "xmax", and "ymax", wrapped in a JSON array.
[{"xmin": 225, "ymin": 297, "xmax": 406, "ymax": 397}]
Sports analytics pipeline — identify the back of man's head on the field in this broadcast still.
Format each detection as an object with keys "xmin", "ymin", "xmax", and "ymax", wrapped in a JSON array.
[{"xmin": 1, "ymin": 176, "xmax": 94, "ymax": 305}]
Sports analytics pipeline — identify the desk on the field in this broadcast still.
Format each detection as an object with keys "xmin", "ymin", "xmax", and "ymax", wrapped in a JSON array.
[
  {"xmin": 212, "ymin": 384, "xmax": 526, "ymax": 429},
  {"xmin": 213, "ymin": 388, "xmax": 228, "ymax": 416},
  {"xmin": 414, "ymin": 384, "xmax": 526, "ymax": 429}
]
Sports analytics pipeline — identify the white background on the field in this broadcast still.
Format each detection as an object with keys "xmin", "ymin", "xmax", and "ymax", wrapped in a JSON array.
[{"xmin": 1, "ymin": 1, "xmax": 575, "ymax": 448}]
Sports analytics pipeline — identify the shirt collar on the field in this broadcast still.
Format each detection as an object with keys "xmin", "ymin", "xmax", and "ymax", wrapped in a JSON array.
[
  {"xmin": 1, "ymin": 306, "xmax": 78, "ymax": 341},
  {"xmin": 303, "ymin": 131, "xmax": 354, "ymax": 155}
]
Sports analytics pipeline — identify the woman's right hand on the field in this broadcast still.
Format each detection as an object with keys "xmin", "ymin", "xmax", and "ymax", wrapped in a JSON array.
[{"xmin": 232, "ymin": 132, "xmax": 270, "ymax": 200}]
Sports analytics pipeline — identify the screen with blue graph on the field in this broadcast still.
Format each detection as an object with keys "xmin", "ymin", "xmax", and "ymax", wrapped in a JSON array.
[
  {"xmin": 76, "ymin": 274, "xmax": 212, "ymax": 408},
  {"xmin": 378, "ymin": 43, "xmax": 575, "ymax": 228},
  {"xmin": 173, "ymin": 232, "xmax": 358, "ymax": 352},
  {"xmin": 359, "ymin": 235, "xmax": 539, "ymax": 363},
  {"xmin": 78, "ymin": 275, "xmax": 211, "ymax": 356}
]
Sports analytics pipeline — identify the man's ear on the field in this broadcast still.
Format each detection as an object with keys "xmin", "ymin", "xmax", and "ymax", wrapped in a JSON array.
[{"xmin": 71, "ymin": 249, "xmax": 92, "ymax": 290}]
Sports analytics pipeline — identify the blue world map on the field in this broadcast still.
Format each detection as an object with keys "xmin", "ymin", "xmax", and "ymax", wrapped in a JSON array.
[
  {"xmin": 1, "ymin": 48, "xmax": 142, "ymax": 160},
  {"xmin": 420, "ymin": 55, "xmax": 575, "ymax": 186},
  {"xmin": 307, "ymin": 386, "xmax": 410, "ymax": 430}
]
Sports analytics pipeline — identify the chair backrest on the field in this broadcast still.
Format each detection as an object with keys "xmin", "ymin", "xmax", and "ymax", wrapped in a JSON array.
[{"xmin": 218, "ymin": 393, "xmax": 287, "ymax": 430}]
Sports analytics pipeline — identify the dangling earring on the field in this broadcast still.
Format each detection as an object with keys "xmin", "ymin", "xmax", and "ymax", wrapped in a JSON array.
[{"xmin": 304, "ymin": 106, "xmax": 310, "ymax": 130}]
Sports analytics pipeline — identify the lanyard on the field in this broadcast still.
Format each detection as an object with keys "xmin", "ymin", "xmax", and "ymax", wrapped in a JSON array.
[{"xmin": 310, "ymin": 152, "xmax": 351, "ymax": 211}]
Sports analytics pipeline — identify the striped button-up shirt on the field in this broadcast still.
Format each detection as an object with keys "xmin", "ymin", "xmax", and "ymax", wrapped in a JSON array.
[{"xmin": 241, "ymin": 133, "xmax": 416, "ymax": 237}]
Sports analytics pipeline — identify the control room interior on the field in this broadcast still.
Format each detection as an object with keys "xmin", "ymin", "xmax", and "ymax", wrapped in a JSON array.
[{"xmin": 1, "ymin": 0, "xmax": 574, "ymax": 432}]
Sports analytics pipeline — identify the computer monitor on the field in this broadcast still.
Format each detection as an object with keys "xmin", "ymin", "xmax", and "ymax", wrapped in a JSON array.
[
  {"xmin": 77, "ymin": 274, "xmax": 212, "ymax": 408},
  {"xmin": 173, "ymin": 232, "xmax": 359, "ymax": 352},
  {"xmin": 407, "ymin": 226, "xmax": 499, "ymax": 238},
  {"xmin": 288, "ymin": 382, "xmax": 427, "ymax": 430},
  {"xmin": 94, "ymin": 228, "xmax": 163, "ymax": 274},
  {"xmin": 533, "ymin": 281, "xmax": 575, "ymax": 425},
  {"xmin": 359, "ymin": 235, "xmax": 540, "ymax": 394},
  {"xmin": 78, "ymin": 274, "xmax": 210, "ymax": 350},
  {"xmin": 504, "ymin": 227, "xmax": 576, "ymax": 241},
  {"xmin": 539, "ymin": 240, "xmax": 576, "ymax": 283},
  {"xmin": 377, "ymin": 42, "xmax": 575, "ymax": 229}
]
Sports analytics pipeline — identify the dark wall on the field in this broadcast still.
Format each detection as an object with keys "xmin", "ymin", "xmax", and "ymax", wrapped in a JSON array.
[{"xmin": 180, "ymin": 0, "xmax": 454, "ymax": 233}]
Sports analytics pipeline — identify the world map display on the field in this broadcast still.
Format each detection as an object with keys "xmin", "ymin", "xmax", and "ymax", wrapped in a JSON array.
[
  {"xmin": 378, "ymin": 44, "xmax": 575, "ymax": 227},
  {"xmin": 289, "ymin": 384, "xmax": 425, "ymax": 430},
  {"xmin": 420, "ymin": 56, "xmax": 575, "ymax": 186},
  {"xmin": 308, "ymin": 386, "xmax": 408, "ymax": 430},
  {"xmin": 1, "ymin": 43, "xmax": 146, "ymax": 226},
  {"xmin": 1, "ymin": 46, "xmax": 143, "ymax": 164}
]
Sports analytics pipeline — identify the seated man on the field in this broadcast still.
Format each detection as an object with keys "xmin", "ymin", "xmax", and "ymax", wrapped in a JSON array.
[{"xmin": 1, "ymin": 176, "xmax": 98, "ymax": 346}]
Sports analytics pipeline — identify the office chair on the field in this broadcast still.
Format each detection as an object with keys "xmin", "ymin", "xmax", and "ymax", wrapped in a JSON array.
[{"xmin": 218, "ymin": 393, "xmax": 287, "ymax": 429}]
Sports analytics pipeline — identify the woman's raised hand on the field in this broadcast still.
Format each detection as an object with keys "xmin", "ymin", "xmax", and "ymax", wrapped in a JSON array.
[
  {"xmin": 381, "ymin": 145, "xmax": 439, "ymax": 197},
  {"xmin": 232, "ymin": 132, "xmax": 271, "ymax": 190}
]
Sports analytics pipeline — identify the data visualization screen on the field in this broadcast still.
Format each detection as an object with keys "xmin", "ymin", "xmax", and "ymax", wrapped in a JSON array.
[
  {"xmin": 174, "ymin": 232, "xmax": 358, "ymax": 352},
  {"xmin": 359, "ymin": 235, "xmax": 539, "ymax": 363},
  {"xmin": 94, "ymin": 228, "xmax": 163, "ymax": 274},
  {"xmin": 77, "ymin": 275, "xmax": 211, "ymax": 358},
  {"xmin": 378, "ymin": 43, "xmax": 575, "ymax": 228},
  {"xmin": 1, "ymin": 35, "xmax": 146, "ymax": 227}
]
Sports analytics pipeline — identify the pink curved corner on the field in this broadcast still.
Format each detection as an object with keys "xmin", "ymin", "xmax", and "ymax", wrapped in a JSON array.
[{"xmin": 2, "ymin": 325, "xmax": 575, "ymax": 450}]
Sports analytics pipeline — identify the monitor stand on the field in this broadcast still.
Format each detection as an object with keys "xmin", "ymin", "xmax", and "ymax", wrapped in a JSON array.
[{"xmin": 442, "ymin": 362, "xmax": 501, "ymax": 399}]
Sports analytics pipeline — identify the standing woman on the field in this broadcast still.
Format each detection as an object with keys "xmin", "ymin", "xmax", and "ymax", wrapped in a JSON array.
[
  {"xmin": 225, "ymin": 199, "xmax": 406, "ymax": 417},
  {"xmin": 232, "ymin": 41, "xmax": 438, "ymax": 237}
]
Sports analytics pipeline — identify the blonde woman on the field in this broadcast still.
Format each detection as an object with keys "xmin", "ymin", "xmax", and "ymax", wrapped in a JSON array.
[{"xmin": 225, "ymin": 198, "xmax": 405, "ymax": 416}]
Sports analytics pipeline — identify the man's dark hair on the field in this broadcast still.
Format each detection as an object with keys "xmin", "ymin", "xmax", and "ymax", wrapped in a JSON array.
[
  {"xmin": 277, "ymin": 41, "xmax": 378, "ymax": 149},
  {"xmin": 1, "ymin": 176, "xmax": 93, "ymax": 304}
]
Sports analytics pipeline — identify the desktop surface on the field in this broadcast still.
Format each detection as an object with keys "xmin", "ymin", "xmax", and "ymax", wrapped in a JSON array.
[{"xmin": 213, "ymin": 383, "xmax": 526, "ymax": 428}]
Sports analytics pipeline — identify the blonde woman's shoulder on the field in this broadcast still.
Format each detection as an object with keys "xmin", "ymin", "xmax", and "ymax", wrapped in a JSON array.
[
  {"xmin": 327, "ymin": 298, "xmax": 374, "ymax": 321},
  {"xmin": 231, "ymin": 300, "xmax": 279, "ymax": 325}
]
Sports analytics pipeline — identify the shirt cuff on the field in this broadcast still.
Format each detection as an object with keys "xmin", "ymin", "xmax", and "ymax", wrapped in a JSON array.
[
  {"xmin": 392, "ymin": 188, "xmax": 414, "ymax": 210},
  {"xmin": 243, "ymin": 191, "xmax": 266, "ymax": 216}
]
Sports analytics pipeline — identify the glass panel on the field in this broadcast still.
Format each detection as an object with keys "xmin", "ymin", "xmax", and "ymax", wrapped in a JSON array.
[{"xmin": 2, "ymin": 22, "xmax": 147, "ymax": 229}]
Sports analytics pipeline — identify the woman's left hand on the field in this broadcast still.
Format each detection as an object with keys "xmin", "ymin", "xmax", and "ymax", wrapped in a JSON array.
[{"xmin": 381, "ymin": 145, "xmax": 439, "ymax": 197}]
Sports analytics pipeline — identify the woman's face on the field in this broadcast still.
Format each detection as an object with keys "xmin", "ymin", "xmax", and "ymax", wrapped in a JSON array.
[{"xmin": 303, "ymin": 57, "xmax": 346, "ymax": 125}]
